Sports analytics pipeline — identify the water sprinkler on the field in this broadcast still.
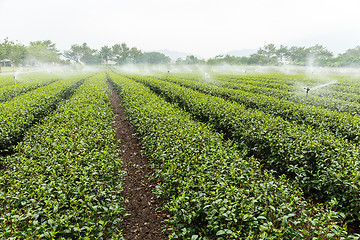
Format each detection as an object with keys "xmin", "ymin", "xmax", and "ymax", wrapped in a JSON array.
[
  {"xmin": 303, "ymin": 81, "xmax": 337, "ymax": 111},
  {"xmin": 14, "ymin": 75, "xmax": 16, "ymax": 85},
  {"xmin": 304, "ymin": 87, "xmax": 310, "ymax": 110}
]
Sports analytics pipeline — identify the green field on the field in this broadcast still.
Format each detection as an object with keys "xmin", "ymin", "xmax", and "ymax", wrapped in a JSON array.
[
  {"xmin": 0, "ymin": 67, "xmax": 17, "ymax": 73},
  {"xmin": 1, "ymin": 69, "xmax": 360, "ymax": 239}
]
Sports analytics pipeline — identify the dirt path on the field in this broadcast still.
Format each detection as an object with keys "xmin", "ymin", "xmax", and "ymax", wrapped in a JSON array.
[{"xmin": 108, "ymin": 83, "xmax": 169, "ymax": 240}]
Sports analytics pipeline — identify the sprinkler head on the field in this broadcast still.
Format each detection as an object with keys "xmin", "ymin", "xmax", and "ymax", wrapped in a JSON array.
[{"xmin": 304, "ymin": 87, "xmax": 310, "ymax": 93}]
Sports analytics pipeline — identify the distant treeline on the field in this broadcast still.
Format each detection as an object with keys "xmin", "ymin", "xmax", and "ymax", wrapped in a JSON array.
[
  {"xmin": 1, "ymin": 38, "xmax": 360, "ymax": 70},
  {"xmin": 202, "ymin": 44, "xmax": 360, "ymax": 67}
]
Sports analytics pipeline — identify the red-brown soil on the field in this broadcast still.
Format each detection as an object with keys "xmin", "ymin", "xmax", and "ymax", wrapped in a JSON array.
[{"xmin": 109, "ymin": 83, "xmax": 170, "ymax": 240}]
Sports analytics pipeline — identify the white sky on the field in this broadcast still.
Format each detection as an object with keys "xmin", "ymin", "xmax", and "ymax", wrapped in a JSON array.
[{"xmin": 0, "ymin": 0, "xmax": 360, "ymax": 59}]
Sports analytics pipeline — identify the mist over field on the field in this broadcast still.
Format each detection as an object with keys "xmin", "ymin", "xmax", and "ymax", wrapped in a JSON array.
[{"xmin": 2, "ymin": 0, "xmax": 360, "ymax": 238}]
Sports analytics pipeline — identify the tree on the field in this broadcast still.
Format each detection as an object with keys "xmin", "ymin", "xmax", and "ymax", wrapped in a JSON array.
[
  {"xmin": 176, "ymin": 58, "xmax": 184, "ymax": 64},
  {"xmin": 27, "ymin": 40, "xmax": 61, "ymax": 64},
  {"xmin": 137, "ymin": 52, "xmax": 171, "ymax": 64},
  {"xmin": 111, "ymin": 44, "xmax": 122, "ymax": 64},
  {"xmin": 336, "ymin": 46, "xmax": 360, "ymax": 66},
  {"xmin": 308, "ymin": 44, "xmax": 333, "ymax": 59},
  {"xmin": 111, "ymin": 43, "xmax": 130, "ymax": 65},
  {"xmin": 30, "ymin": 40, "xmax": 59, "ymax": 54},
  {"xmin": 9, "ymin": 43, "xmax": 27, "ymax": 67},
  {"xmin": 287, "ymin": 46, "xmax": 310, "ymax": 64},
  {"xmin": 120, "ymin": 43, "xmax": 130, "ymax": 64},
  {"xmin": 185, "ymin": 55, "xmax": 200, "ymax": 64},
  {"xmin": 248, "ymin": 53, "xmax": 267, "ymax": 65},
  {"xmin": 206, "ymin": 55, "xmax": 249, "ymax": 65},
  {"xmin": 99, "ymin": 46, "xmax": 112, "ymax": 64},
  {"xmin": 64, "ymin": 44, "xmax": 83, "ymax": 63},
  {"xmin": 307, "ymin": 44, "xmax": 333, "ymax": 65},
  {"xmin": 206, "ymin": 57, "xmax": 220, "ymax": 65},
  {"xmin": 258, "ymin": 43, "xmax": 277, "ymax": 64},
  {"xmin": 64, "ymin": 43, "xmax": 100, "ymax": 64},
  {"xmin": 247, "ymin": 43, "xmax": 278, "ymax": 65},
  {"xmin": 276, "ymin": 45, "xmax": 288, "ymax": 63},
  {"xmin": 0, "ymin": 41, "xmax": 6, "ymax": 73},
  {"xmin": 129, "ymin": 47, "xmax": 142, "ymax": 63},
  {"xmin": 0, "ymin": 38, "xmax": 14, "ymax": 72},
  {"xmin": 222, "ymin": 55, "xmax": 249, "ymax": 65},
  {"xmin": 83, "ymin": 50, "xmax": 102, "ymax": 65}
]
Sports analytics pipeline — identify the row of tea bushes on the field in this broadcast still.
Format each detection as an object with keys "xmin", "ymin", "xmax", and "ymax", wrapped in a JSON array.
[
  {"xmin": 168, "ymin": 72, "xmax": 360, "ymax": 111},
  {"xmin": 0, "ymin": 75, "xmax": 60, "ymax": 102},
  {"xmin": 239, "ymin": 79, "xmax": 360, "ymax": 115},
  {"xmin": 156, "ymin": 75, "xmax": 360, "ymax": 143},
  {"xmin": 311, "ymin": 87, "xmax": 360, "ymax": 105},
  {"xmin": 0, "ymin": 74, "xmax": 16, "ymax": 88},
  {"xmin": 214, "ymin": 74, "xmax": 341, "ymax": 90},
  {"xmin": 0, "ymin": 74, "xmax": 90, "ymax": 154},
  {"xmin": 191, "ymin": 74, "xmax": 360, "ymax": 115},
  {"xmin": 216, "ymin": 74, "xmax": 293, "ymax": 92},
  {"xmin": 128, "ymin": 74, "xmax": 360, "ymax": 222},
  {"xmin": 108, "ymin": 72, "xmax": 351, "ymax": 239},
  {"xmin": 0, "ymin": 73, "xmax": 124, "ymax": 239},
  {"xmin": 220, "ymin": 74, "xmax": 360, "ymax": 106},
  {"xmin": 0, "ymin": 72, "xmax": 65, "ymax": 89},
  {"xmin": 217, "ymin": 73, "xmax": 360, "ymax": 90}
]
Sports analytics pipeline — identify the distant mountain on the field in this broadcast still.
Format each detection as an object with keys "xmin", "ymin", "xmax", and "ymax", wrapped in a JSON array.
[
  {"xmin": 224, "ymin": 49, "xmax": 257, "ymax": 57},
  {"xmin": 153, "ymin": 49, "xmax": 202, "ymax": 61}
]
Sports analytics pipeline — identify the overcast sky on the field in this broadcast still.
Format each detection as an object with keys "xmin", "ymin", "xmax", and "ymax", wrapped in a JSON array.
[{"xmin": 0, "ymin": 0, "xmax": 360, "ymax": 59}]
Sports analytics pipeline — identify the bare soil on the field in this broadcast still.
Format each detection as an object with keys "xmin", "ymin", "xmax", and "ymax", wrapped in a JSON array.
[{"xmin": 108, "ymin": 83, "xmax": 170, "ymax": 240}]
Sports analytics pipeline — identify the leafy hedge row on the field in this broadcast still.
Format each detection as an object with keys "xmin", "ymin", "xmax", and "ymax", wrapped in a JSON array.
[
  {"xmin": 218, "ymin": 74, "xmax": 360, "ymax": 90},
  {"xmin": 0, "ymin": 73, "xmax": 64, "ymax": 89},
  {"xmin": 324, "ymin": 78, "xmax": 360, "ymax": 93},
  {"xmin": 127, "ymin": 74, "xmax": 360, "ymax": 221},
  {"xmin": 226, "ymin": 77, "xmax": 360, "ymax": 115},
  {"xmin": 155, "ymin": 75, "xmax": 360, "ymax": 143},
  {"xmin": 214, "ymin": 73, "xmax": 341, "ymax": 89},
  {"xmin": 249, "ymin": 75, "xmax": 360, "ymax": 106},
  {"xmin": 312, "ymin": 87, "xmax": 360, "ymax": 105},
  {"xmin": 187, "ymin": 73, "xmax": 360, "ymax": 115},
  {"xmin": 108, "ymin": 72, "xmax": 351, "ymax": 239},
  {"xmin": 0, "ymin": 75, "xmax": 60, "ymax": 102},
  {"xmin": 0, "ymin": 73, "xmax": 124, "ymax": 239},
  {"xmin": 0, "ymin": 74, "xmax": 90, "ymax": 154},
  {"xmin": 213, "ymin": 74, "xmax": 360, "ymax": 106},
  {"xmin": 215, "ymin": 73, "xmax": 360, "ymax": 108},
  {"xmin": 174, "ymin": 72, "xmax": 360, "ymax": 99},
  {"xmin": 0, "ymin": 75, "xmax": 16, "ymax": 88},
  {"xmin": 216, "ymin": 74, "xmax": 294, "ymax": 92}
]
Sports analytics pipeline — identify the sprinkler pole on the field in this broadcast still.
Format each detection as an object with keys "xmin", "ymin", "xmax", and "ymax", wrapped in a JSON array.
[{"xmin": 304, "ymin": 87, "xmax": 310, "ymax": 110}]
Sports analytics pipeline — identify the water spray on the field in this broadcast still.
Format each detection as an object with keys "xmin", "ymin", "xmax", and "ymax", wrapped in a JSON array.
[
  {"xmin": 311, "ymin": 81, "xmax": 337, "ymax": 91},
  {"xmin": 303, "ymin": 81, "xmax": 336, "ymax": 111},
  {"xmin": 204, "ymin": 73, "xmax": 210, "ymax": 81}
]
